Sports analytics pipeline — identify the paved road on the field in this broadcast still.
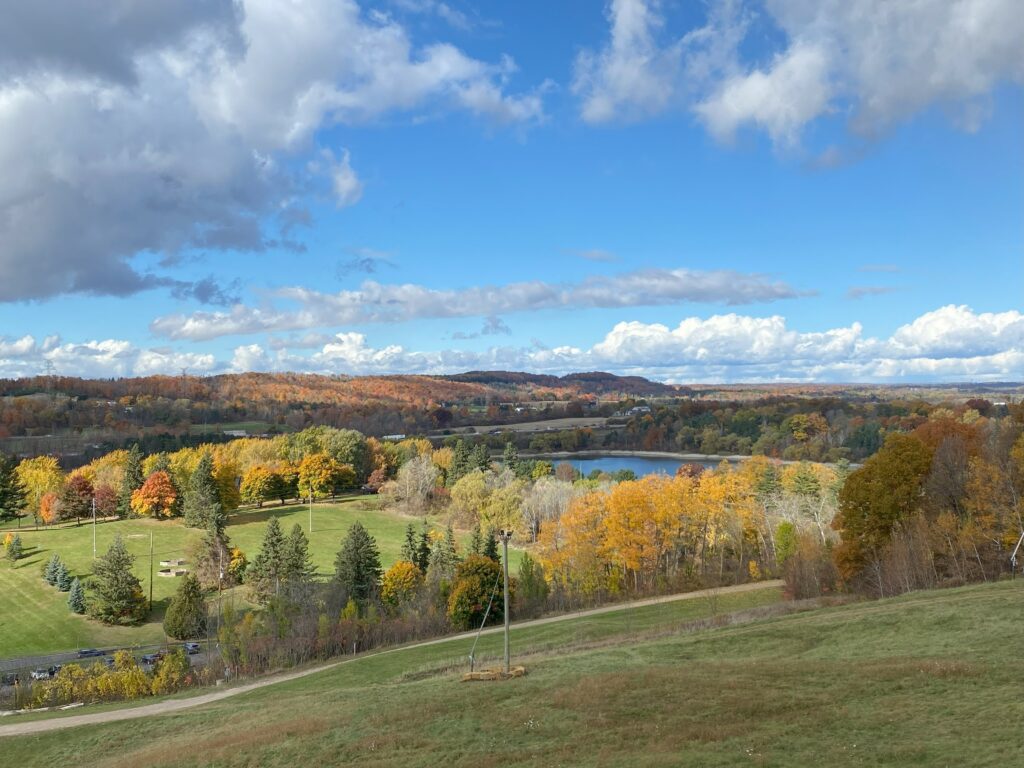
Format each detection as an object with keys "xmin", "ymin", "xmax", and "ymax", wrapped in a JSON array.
[{"xmin": 0, "ymin": 580, "xmax": 781, "ymax": 738}]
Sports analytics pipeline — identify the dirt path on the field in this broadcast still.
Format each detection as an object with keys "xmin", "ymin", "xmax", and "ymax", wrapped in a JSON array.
[{"xmin": 0, "ymin": 580, "xmax": 781, "ymax": 738}]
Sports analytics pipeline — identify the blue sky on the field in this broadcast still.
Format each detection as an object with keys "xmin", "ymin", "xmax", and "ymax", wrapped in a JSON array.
[{"xmin": 0, "ymin": 0, "xmax": 1021, "ymax": 382}]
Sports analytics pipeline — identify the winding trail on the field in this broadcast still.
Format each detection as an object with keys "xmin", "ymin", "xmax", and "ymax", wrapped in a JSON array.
[{"xmin": 0, "ymin": 580, "xmax": 781, "ymax": 738}]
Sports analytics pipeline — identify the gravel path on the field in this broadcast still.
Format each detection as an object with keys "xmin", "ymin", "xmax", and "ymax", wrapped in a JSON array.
[{"xmin": 0, "ymin": 580, "xmax": 781, "ymax": 738}]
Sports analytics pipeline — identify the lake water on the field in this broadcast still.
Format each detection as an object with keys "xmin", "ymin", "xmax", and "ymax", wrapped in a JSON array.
[{"xmin": 539, "ymin": 455, "xmax": 734, "ymax": 477}]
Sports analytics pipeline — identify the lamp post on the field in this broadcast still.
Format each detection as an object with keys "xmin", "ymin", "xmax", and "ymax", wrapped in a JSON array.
[{"xmin": 497, "ymin": 529, "xmax": 513, "ymax": 675}]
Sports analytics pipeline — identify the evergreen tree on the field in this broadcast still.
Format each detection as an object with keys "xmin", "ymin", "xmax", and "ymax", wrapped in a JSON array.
[
  {"xmin": 44, "ymin": 552, "xmax": 62, "ymax": 585},
  {"xmin": 427, "ymin": 523, "xmax": 459, "ymax": 582},
  {"xmin": 163, "ymin": 573, "xmax": 207, "ymax": 640},
  {"xmin": 400, "ymin": 523, "xmax": 417, "ymax": 563},
  {"xmin": 502, "ymin": 442, "xmax": 520, "ymax": 476},
  {"xmin": 184, "ymin": 452, "xmax": 222, "ymax": 529},
  {"xmin": 0, "ymin": 452, "xmax": 27, "ymax": 522},
  {"xmin": 470, "ymin": 443, "xmax": 491, "ymax": 472},
  {"xmin": 56, "ymin": 561, "xmax": 73, "ymax": 591},
  {"xmin": 67, "ymin": 577, "xmax": 86, "ymax": 614},
  {"xmin": 483, "ymin": 527, "xmax": 500, "ymax": 562},
  {"xmin": 247, "ymin": 516, "xmax": 286, "ymax": 604},
  {"xmin": 334, "ymin": 521, "xmax": 382, "ymax": 606},
  {"xmin": 117, "ymin": 445, "xmax": 144, "ymax": 518},
  {"xmin": 192, "ymin": 518, "xmax": 232, "ymax": 590},
  {"xmin": 88, "ymin": 535, "xmax": 147, "ymax": 625},
  {"xmin": 416, "ymin": 522, "xmax": 431, "ymax": 573},
  {"xmin": 283, "ymin": 523, "xmax": 315, "ymax": 582},
  {"xmin": 447, "ymin": 440, "xmax": 470, "ymax": 487},
  {"xmin": 5, "ymin": 533, "xmax": 23, "ymax": 564},
  {"xmin": 469, "ymin": 521, "xmax": 483, "ymax": 555}
]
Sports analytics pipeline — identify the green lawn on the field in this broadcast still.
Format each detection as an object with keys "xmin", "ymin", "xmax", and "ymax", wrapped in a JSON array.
[
  {"xmin": 2, "ymin": 582, "xmax": 1021, "ymax": 766},
  {"xmin": 0, "ymin": 497, "xmax": 480, "ymax": 658}
]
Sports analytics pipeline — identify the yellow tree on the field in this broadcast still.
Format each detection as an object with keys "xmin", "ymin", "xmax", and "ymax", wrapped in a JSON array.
[
  {"xmin": 16, "ymin": 455, "xmax": 64, "ymax": 523},
  {"xmin": 537, "ymin": 491, "xmax": 607, "ymax": 595},
  {"xmin": 381, "ymin": 560, "xmax": 423, "ymax": 609},
  {"xmin": 298, "ymin": 453, "xmax": 341, "ymax": 500}
]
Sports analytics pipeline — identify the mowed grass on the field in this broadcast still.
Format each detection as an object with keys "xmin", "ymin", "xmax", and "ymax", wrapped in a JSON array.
[
  {"xmin": 0, "ymin": 496, "xmax": 479, "ymax": 658},
  {"xmin": 4, "ymin": 581, "xmax": 1022, "ymax": 767}
]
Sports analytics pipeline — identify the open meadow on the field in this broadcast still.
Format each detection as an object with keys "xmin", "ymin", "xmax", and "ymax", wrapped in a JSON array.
[
  {"xmin": 1, "ymin": 581, "xmax": 1020, "ymax": 766},
  {"xmin": 0, "ymin": 497, "xmax": 484, "ymax": 658}
]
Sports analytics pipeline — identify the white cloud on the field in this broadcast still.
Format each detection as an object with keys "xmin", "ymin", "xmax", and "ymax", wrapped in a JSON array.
[
  {"xmin": 5, "ymin": 305, "xmax": 1022, "ymax": 382},
  {"xmin": 0, "ymin": 0, "xmax": 544, "ymax": 302},
  {"xmin": 150, "ymin": 267, "xmax": 808, "ymax": 340},
  {"xmin": 579, "ymin": 0, "xmax": 1024, "ymax": 145}
]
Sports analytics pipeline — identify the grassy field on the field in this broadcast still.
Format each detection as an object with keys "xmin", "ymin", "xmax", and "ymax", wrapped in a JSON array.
[
  {"xmin": 0, "ymin": 497, "xmax": 483, "ymax": 658},
  {"xmin": 3, "ymin": 581, "xmax": 1021, "ymax": 766}
]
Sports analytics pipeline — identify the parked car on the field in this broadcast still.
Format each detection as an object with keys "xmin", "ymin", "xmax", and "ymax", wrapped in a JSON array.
[
  {"xmin": 183, "ymin": 642, "xmax": 201, "ymax": 655},
  {"xmin": 140, "ymin": 653, "xmax": 161, "ymax": 668},
  {"xmin": 48, "ymin": 664, "xmax": 62, "ymax": 677},
  {"xmin": 77, "ymin": 648, "xmax": 103, "ymax": 658},
  {"xmin": 102, "ymin": 657, "xmax": 116, "ymax": 669},
  {"xmin": 1, "ymin": 672, "xmax": 19, "ymax": 686},
  {"xmin": 30, "ymin": 668, "xmax": 51, "ymax": 681}
]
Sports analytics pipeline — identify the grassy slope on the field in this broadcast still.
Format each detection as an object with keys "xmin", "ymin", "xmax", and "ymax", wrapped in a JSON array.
[
  {"xmin": 0, "ymin": 497, "xmax": 477, "ymax": 657},
  {"xmin": 4, "ymin": 582, "xmax": 1022, "ymax": 767}
]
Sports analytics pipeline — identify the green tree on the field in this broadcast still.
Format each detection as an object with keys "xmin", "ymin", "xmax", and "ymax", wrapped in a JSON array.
[
  {"xmin": 516, "ymin": 553, "xmax": 549, "ymax": 614},
  {"xmin": 67, "ymin": 577, "xmax": 86, "ymax": 614},
  {"xmin": 163, "ymin": 573, "xmax": 207, "ymax": 640},
  {"xmin": 483, "ymin": 527, "xmax": 500, "ymax": 562},
  {"xmin": 183, "ymin": 452, "xmax": 223, "ymax": 530},
  {"xmin": 44, "ymin": 552, "xmax": 62, "ymax": 585},
  {"xmin": 117, "ymin": 445, "xmax": 144, "ymax": 519},
  {"xmin": 0, "ymin": 452, "xmax": 27, "ymax": 522},
  {"xmin": 5, "ymin": 533, "xmax": 23, "ymax": 564},
  {"xmin": 88, "ymin": 535, "xmax": 147, "ymax": 625},
  {"xmin": 283, "ymin": 523, "xmax": 315, "ymax": 582},
  {"xmin": 447, "ymin": 440, "xmax": 470, "ymax": 487},
  {"xmin": 775, "ymin": 521, "xmax": 797, "ymax": 566},
  {"xmin": 469, "ymin": 521, "xmax": 483, "ymax": 555},
  {"xmin": 56, "ymin": 561, "xmax": 72, "ymax": 591},
  {"xmin": 447, "ymin": 554, "xmax": 505, "ymax": 631},
  {"xmin": 334, "ymin": 521, "xmax": 382, "ymax": 607},
  {"xmin": 247, "ymin": 516, "xmax": 286, "ymax": 604},
  {"xmin": 400, "ymin": 523, "xmax": 417, "ymax": 563},
  {"xmin": 192, "ymin": 519, "xmax": 233, "ymax": 590},
  {"xmin": 416, "ymin": 522, "xmax": 431, "ymax": 573},
  {"xmin": 502, "ymin": 441, "xmax": 520, "ymax": 476},
  {"xmin": 427, "ymin": 523, "xmax": 459, "ymax": 583}
]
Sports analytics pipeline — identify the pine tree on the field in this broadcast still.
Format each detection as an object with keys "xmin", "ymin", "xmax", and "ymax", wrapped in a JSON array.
[
  {"xmin": 427, "ymin": 523, "xmax": 459, "ymax": 583},
  {"xmin": 247, "ymin": 516, "xmax": 285, "ymax": 603},
  {"xmin": 483, "ymin": 527, "xmax": 500, "ymax": 562},
  {"xmin": 400, "ymin": 523, "xmax": 417, "ymax": 563},
  {"xmin": 163, "ymin": 573, "xmax": 207, "ymax": 640},
  {"xmin": 88, "ymin": 535, "xmax": 147, "ymax": 625},
  {"xmin": 67, "ymin": 577, "xmax": 86, "ymax": 614},
  {"xmin": 192, "ymin": 518, "xmax": 232, "ymax": 590},
  {"xmin": 56, "ymin": 561, "xmax": 73, "ymax": 591},
  {"xmin": 117, "ymin": 445, "xmax": 144, "ymax": 518},
  {"xmin": 416, "ymin": 522, "xmax": 431, "ymax": 573},
  {"xmin": 502, "ymin": 442, "xmax": 520, "ymax": 476},
  {"xmin": 184, "ymin": 452, "xmax": 222, "ymax": 529},
  {"xmin": 448, "ymin": 440, "xmax": 470, "ymax": 487},
  {"xmin": 44, "ymin": 552, "xmax": 62, "ymax": 585},
  {"xmin": 5, "ymin": 533, "xmax": 23, "ymax": 564},
  {"xmin": 470, "ymin": 444, "xmax": 491, "ymax": 472},
  {"xmin": 283, "ymin": 523, "xmax": 315, "ymax": 582},
  {"xmin": 334, "ymin": 521, "xmax": 382, "ymax": 606},
  {"xmin": 469, "ymin": 521, "xmax": 483, "ymax": 555},
  {"xmin": 0, "ymin": 452, "xmax": 27, "ymax": 522}
]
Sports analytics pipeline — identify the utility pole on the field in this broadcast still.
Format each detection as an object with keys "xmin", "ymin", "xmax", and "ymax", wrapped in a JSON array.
[
  {"xmin": 308, "ymin": 487, "xmax": 313, "ymax": 534},
  {"xmin": 149, "ymin": 532, "xmax": 154, "ymax": 612},
  {"xmin": 498, "ymin": 529, "xmax": 513, "ymax": 675},
  {"xmin": 92, "ymin": 497, "xmax": 97, "ymax": 559}
]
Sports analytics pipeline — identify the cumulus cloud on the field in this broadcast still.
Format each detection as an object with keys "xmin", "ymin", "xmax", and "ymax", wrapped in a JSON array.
[
  {"xmin": 150, "ymin": 267, "xmax": 808, "ymax": 340},
  {"xmin": 579, "ymin": 0, "xmax": 1024, "ymax": 146},
  {"xmin": 0, "ymin": 0, "xmax": 545, "ymax": 303},
  {"xmin": 5, "ymin": 305, "xmax": 1022, "ymax": 381}
]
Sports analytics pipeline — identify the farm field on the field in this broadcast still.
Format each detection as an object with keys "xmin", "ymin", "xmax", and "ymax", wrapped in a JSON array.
[
  {"xmin": 1, "ymin": 581, "xmax": 1019, "ymax": 766},
  {"xmin": 0, "ymin": 497, "xmax": 480, "ymax": 658}
]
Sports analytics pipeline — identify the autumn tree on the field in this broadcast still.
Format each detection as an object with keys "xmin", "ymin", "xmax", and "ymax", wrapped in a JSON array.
[
  {"xmin": 16, "ymin": 455, "xmax": 64, "ymax": 525},
  {"xmin": 833, "ymin": 433, "xmax": 933, "ymax": 588},
  {"xmin": 39, "ymin": 491, "xmax": 61, "ymax": 525},
  {"xmin": 60, "ymin": 474, "xmax": 94, "ymax": 525},
  {"xmin": 381, "ymin": 560, "xmax": 423, "ymax": 609},
  {"xmin": 298, "ymin": 453, "xmax": 342, "ymax": 500},
  {"xmin": 88, "ymin": 535, "xmax": 147, "ymax": 625},
  {"xmin": 131, "ymin": 471, "xmax": 178, "ymax": 518},
  {"xmin": 240, "ymin": 466, "xmax": 274, "ymax": 507},
  {"xmin": 447, "ymin": 554, "xmax": 504, "ymax": 630}
]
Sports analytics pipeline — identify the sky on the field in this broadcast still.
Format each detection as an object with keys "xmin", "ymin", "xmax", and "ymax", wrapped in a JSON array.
[{"xmin": 0, "ymin": 0, "xmax": 1021, "ymax": 383}]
